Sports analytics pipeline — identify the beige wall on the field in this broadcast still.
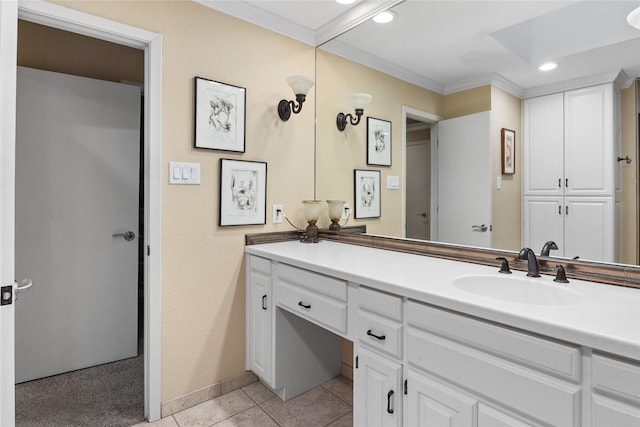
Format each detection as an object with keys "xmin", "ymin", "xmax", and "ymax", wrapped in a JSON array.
[
  {"xmin": 51, "ymin": 1, "xmax": 315, "ymax": 402},
  {"xmin": 620, "ymin": 81, "xmax": 638, "ymax": 265},
  {"xmin": 490, "ymin": 87, "xmax": 522, "ymax": 251},
  {"xmin": 315, "ymin": 50, "xmax": 443, "ymax": 237},
  {"xmin": 443, "ymin": 85, "xmax": 491, "ymax": 119}
]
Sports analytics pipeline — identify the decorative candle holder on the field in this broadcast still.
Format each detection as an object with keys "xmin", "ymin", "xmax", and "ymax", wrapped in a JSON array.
[
  {"xmin": 301, "ymin": 200, "xmax": 322, "ymax": 243},
  {"xmin": 327, "ymin": 200, "xmax": 345, "ymax": 231}
]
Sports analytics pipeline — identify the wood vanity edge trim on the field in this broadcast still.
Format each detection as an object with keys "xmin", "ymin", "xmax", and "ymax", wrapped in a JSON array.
[{"xmin": 245, "ymin": 230, "xmax": 640, "ymax": 290}]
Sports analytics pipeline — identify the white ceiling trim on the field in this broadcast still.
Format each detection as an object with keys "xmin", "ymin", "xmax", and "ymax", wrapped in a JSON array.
[
  {"xmin": 521, "ymin": 69, "xmax": 627, "ymax": 99},
  {"xmin": 194, "ymin": 0, "xmax": 317, "ymax": 45},
  {"xmin": 444, "ymin": 73, "xmax": 524, "ymax": 98}
]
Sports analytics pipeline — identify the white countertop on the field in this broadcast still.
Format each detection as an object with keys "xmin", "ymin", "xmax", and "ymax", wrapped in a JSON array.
[{"xmin": 246, "ymin": 240, "xmax": 640, "ymax": 361}]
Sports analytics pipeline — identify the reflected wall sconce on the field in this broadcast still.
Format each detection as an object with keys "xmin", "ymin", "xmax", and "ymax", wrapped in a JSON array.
[
  {"xmin": 278, "ymin": 75, "xmax": 315, "ymax": 121},
  {"xmin": 336, "ymin": 93, "xmax": 372, "ymax": 131}
]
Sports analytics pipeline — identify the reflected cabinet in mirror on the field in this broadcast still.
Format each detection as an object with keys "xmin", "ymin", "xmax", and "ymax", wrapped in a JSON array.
[{"xmin": 315, "ymin": 0, "xmax": 640, "ymax": 266}]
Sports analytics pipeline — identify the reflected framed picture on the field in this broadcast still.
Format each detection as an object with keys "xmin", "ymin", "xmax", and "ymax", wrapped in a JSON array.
[
  {"xmin": 501, "ymin": 128, "xmax": 515, "ymax": 175},
  {"xmin": 354, "ymin": 169, "xmax": 381, "ymax": 219},
  {"xmin": 367, "ymin": 117, "xmax": 392, "ymax": 166},
  {"xmin": 219, "ymin": 159, "xmax": 266, "ymax": 226},
  {"xmin": 194, "ymin": 77, "xmax": 246, "ymax": 152}
]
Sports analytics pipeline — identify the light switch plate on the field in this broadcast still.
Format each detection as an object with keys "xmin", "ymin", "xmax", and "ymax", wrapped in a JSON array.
[
  {"xmin": 387, "ymin": 175, "xmax": 400, "ymax": 190},
  {"xmin": 169, "ymin": 162, "xmax": 200, "ymax": 185}
]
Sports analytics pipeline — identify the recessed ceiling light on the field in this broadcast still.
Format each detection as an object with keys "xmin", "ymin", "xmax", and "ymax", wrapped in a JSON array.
[
  {"xmin": 539, "ymin": 62, "xmax": 557, "ymax": 71},
  {"xmin": 373, "ymin": 10, "xmax": 396, "ymax": 24},
  {"xmin": 627, "ymin": 6, "xmax": 640, "ymax": 29},
  {"xmin": 336, "ymin": 0, "xmax": 356, "ymax": 4}
]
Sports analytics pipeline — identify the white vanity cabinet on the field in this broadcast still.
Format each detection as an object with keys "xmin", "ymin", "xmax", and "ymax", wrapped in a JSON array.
[
  {"xmin": 245, "ymin": 242, "xmax": 640, "ymax": 426},
  {"xmin": 523, "ymin": 83, "xmax": 617, "ymax": 262},
  {"xmin": 354, "ymin": 287, "xmax": 404, "ymax": 426},
  {"xmin": 246, "ymin": 255, "xmax": 273, "ymax": 386}
]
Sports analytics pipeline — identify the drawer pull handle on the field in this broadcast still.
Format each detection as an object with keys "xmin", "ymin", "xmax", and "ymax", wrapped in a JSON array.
[
  {"xmin": 387, "ymin": 390, "xmax": 394, "ymax": 414},
  {"xmin": 367, "ymin": 329, "xmax": 386, "ymax": 341},
  {"xmin": 261, "ymin": 295, "xmax": 267, "ymax": 310},
  {"xmin": 298, "ymin": 301, "xmax": 311, "ymax": 309}
]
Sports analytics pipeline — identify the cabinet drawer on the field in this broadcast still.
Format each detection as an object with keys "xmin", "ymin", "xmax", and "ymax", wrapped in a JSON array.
[
  {"xmin": 276, "ymin": 281, "xmax": 347, "ymax": 335},
  {"xmin": 359, "ymin": 286, "xmax": 402, "ymax": 321},
  {"xmin": 278, "ymin": 263, "xmax": 347, "ymax": 301},
  {"xmin": 357, "ymin": 310, "xmax": 402, "ymax": 359},
  {"xmin": 407, "ymin": 301, "xmax": 581, "ymax": 381},
  {"xmin": 249, "ymin": 255, "xmax": 271, "ymax": 274},
  {"xmin": 407, "ymin": 327, "xmax": 581, "ymax": 427},
  {"xmin": 593, "ymin": 353, "xmax": 640, "ymax": 403}
]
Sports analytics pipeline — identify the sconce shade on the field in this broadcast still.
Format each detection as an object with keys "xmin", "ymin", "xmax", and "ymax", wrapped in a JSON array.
[
  {"xmin": 349, "ymin": 93, "xmax": 372, "ymax": 109},
  {"xmin": 628, "ymin": 6, "xmax": 640, "ymax": 29},
  {"xmin": 287, "ymin": 75, "xmax": 314, "ymax": 96}
]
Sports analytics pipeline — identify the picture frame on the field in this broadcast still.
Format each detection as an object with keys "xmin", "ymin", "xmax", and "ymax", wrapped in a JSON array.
[
  {"xmin": 367, "ymin": 117, "xmax": 392, "ymax": 166},
  {"xmin": 501, "ymin": 128, "xmax": 516, "ymax": 175},
  {"xmin": 219, "ymin": 159, "xmax": 266, "ymax": 226},
  {"xmin": 194, "ymin": 77, "xmax": 246, "ymax": 152},
  {"xmin": 354, "ymin": 169, "xmax": 381, "ymax": 219}
]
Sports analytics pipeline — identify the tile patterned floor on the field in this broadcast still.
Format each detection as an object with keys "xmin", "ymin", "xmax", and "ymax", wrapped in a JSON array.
[{"xmin": 133, "ymin": 376, "xmax": 352, "ymax": 427}]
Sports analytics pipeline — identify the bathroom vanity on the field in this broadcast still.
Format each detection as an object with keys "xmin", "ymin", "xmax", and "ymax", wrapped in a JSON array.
[{"xmin": 245, "ymin": 240, "xmax": 640, "ymax": 426}]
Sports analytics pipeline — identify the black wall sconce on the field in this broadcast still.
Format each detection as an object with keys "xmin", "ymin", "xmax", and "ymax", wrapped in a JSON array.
[
  {"xmin": 278, "ymin": 75, "xmax": 314, "ymax": 121},
  {"xmin": 336, "ymin": 93, "xmax": 372, "ymax": 131}
]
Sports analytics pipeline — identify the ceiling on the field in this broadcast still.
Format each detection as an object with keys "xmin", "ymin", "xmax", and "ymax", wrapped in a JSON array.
[{"xmin": 197, "ymin": 0, "xmax": 640, "ymax": 95}]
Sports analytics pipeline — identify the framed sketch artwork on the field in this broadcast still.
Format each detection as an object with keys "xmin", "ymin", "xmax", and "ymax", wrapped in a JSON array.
[
  {"xmin": 367, "ymin": 117, "xmax": 392, "ymax": 166},
  {"xmin": 354, "ymin": 169, "xmax": 381, "ymax": 219},
  {"xmin": 219, "ymin": 159, "xmax": 266, "ymax": 226},
  {"xmin": 194, "ymin": 77, "xmax": 246, "ymax": 152},
  {"xmin": 501, "ymin": 128, "xmax": 515, "ymax": 175}
]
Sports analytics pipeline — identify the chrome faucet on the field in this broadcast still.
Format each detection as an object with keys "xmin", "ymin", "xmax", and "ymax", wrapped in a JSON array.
[
  {"xmin": 517, "ymin": 247, "xmax": 540, "ymax": 277},
  {"xmin": 540, "ymin": 241, "xmax": 558, "ymax": 256}
]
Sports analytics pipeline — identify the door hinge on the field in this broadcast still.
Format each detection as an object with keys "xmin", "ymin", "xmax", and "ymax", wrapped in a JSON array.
[
  {"xmin": 404, "ymin": 379, "xmax": 408, "ymax": 395},
  {"xmin": 355, "ymin": 355, "xmax": 358, "ymax": 369},
  {"xmin": 1, "ymin": 286, "xmax": 13, "ymax": 306}
]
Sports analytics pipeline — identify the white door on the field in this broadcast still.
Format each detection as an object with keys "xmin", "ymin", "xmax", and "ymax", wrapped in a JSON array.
[
  {"xmin": 0, "ymin": 1, "xmax": 18, "ymax": 424},
  {"xmin": 435, "ymin": 112, "xmax": 492, "ymax": 247},
  {"xmin": 406, "ymin": 141, "xmax": 430, "ymax": 240},
  {"xmin": 14, "ymin": 67, "xmax": 140, "ymax": 382}
]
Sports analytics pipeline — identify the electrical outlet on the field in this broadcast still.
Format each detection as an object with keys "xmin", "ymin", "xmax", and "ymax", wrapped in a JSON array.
[
  {"xmin": 342, "ymin": 203, "xmax": 350, "ymax": 220},
  {"xmin": 272, "ymin": 204, "xmax": 283, "ymax": 224}
]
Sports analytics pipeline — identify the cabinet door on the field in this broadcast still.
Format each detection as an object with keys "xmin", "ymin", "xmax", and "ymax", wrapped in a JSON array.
[
  {"xmin": 523, "ymin": 196, "xmax": 563, "ymax": 255},
  {"xmin": 564, "ymin": 197, "xmax": 614, "ymax": 262},
  {"xmin": 523, "ymin": 93, "xmax": 564, "ymax": 196},
  {"xmin": 354, "ymin": 347, "xmax": 402, "ymax": 427},
  {"xmin": 564, "ymin": 84, "xmax": 613, "ymax": 196},
  {"xmin": 246, "ymin": 257, "xmax": 273, "ymax": 385},
  {"xmin": 407, "ymin": 368, "xmax": 476, "ymax": 427}
]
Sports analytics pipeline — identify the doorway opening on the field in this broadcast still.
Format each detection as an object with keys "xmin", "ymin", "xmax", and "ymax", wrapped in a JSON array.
[{"xmin": 14, "ymin": 21, "xmax": 146, "ymax": 425}]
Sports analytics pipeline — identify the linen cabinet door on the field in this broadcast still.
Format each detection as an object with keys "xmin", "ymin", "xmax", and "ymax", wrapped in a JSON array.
[
  {"xmin": 246, "ymin": 255, "xmax": 273, "ymax": 386},
  {"xmin": 406, "ymin": 368, "xmax": 476, "ymax": 427},
  {"xmin": 563, "ymin": 197, "xmax": 614, "ymax": 262},
  {"xmin": 354, "ymin": 347, "xmax": 402, "ymax": 427},
  {"xmin": 522, "ymin": 196, "xmax": 564, "ymax": 254}
]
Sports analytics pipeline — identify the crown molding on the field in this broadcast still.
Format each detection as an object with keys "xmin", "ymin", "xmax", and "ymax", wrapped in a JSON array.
[
  {"xmin": 522, "ymin": 70, "xmax": 628, "ymax": 98},
  {"xmin": 444, "ymin": 73, "xmax": 523, "ymax": 98}
]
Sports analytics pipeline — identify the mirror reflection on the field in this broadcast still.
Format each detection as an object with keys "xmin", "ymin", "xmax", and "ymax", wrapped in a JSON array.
[{"xmin": 316, "ymin": 0, "xmax": 640, "ymax": 265}]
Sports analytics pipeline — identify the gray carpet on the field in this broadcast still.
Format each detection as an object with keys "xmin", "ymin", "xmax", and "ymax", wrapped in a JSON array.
[{"xmin": 15, "ymin": 356, "xmax": 144, "ymax": 427}]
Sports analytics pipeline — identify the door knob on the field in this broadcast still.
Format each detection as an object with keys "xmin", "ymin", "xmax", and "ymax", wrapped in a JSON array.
[
  {"xmin": 113, "ymin": 231, "xmax": 135, "ymax": 241},
  {"xmin": 471, "ymin": 224, "xmax": 488, "ymax": 232},
  {"xmin": 416, "ymin": 212, "xmax": 427, "ymax": 218},
  {"xmin": 16, "ymin": 278, "xmax": 33, "ymax": 293}
]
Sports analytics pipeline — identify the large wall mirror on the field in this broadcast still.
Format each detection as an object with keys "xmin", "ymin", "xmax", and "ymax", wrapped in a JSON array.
[{"xmin": 315, "ymin": 0, "xmax": 640, "ymax": 266}]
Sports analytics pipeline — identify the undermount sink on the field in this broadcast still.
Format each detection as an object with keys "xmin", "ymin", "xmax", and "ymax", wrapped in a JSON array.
[{"xmin": 451, "ymin": 274, "xmax": 584, "ymax": 306}]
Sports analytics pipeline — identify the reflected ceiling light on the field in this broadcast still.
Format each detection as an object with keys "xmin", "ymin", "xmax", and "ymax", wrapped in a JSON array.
[
  {"xmin": 373, "ymin": 10, "xmax": 396, "ymax": 23},
  {"xmin": 336, "ymin": 93, "xmax": 372, "ymax": 131},
  {"xmin": 336, "ymin": 0, "xmax": 355, "ymax": 4},
  {"xmin": 539, "ymin": 62, "xmax": 557, "ymax": 71},
  {"xmin": 627, "ymin": 6, "xmax": 640, "ymax": 29},
  {"xmin": 277, "ymin": 75, "xmax": 314, "ymax": 121}
]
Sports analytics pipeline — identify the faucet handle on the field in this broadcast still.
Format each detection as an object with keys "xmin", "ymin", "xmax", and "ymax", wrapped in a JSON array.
[
  {"xmin": 496, "ymin": 257, "xmax": 512, "ymax": 274},
  {"xmin": 554, "ymin": 264, "xmax": 569, "ymax": 283}
]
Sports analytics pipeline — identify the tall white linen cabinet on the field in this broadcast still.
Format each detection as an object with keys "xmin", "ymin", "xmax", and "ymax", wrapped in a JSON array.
[{"xmin": 523, "ymin": 82, "xmax": 620, "ymax": 262}]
